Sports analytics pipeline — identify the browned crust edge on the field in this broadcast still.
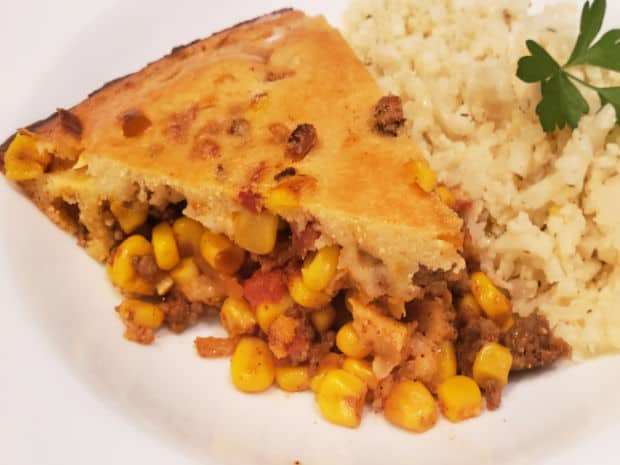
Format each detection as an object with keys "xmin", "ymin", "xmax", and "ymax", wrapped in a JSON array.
[
  {"xmin": 0, "ymin": 7, "xmax": 294, "ymax": 171},
  {"xmin": 89, "ymin": 7, "xmax": 293, "ymax": 99}
]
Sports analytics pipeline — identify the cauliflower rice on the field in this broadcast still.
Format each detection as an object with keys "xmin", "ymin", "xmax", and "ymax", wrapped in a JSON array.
[{"xmin": 345, "ymin": 0, "xmax": 620, "ymax": 358}]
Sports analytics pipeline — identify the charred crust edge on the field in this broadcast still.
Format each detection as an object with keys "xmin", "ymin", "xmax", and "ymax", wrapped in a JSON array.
[
  {"xmin": 88, "ymin": 73, "xmax": 133, "ymax": 98},
  {"xmin": 170, "ymin": 39, "xmax": 201, "ymax": 56},
  {"xmin": 169, "ymin": 8, "xmax": 294, "ymax": 58},
  {"xmin": 91, "ymin": 8, "xmax": 295, "ymax": 98}
]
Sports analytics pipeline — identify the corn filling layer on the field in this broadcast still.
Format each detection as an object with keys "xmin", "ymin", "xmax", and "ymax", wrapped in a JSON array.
[
  {"xmin": 5, "ymin": 132, "xmax": 570, "ymax": 433},
  {"xmin": 101, "ymin": 193, "xmax": 559, "ymax": 431}
]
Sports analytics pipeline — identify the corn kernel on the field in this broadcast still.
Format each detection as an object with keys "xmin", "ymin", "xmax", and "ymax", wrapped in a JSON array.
[
  {"xmin": 110, "ymin": 200, "xmax": 149, "ymax": 234},
  {"xmin": 406, "ymin": 158, "xmax": 437, "ymax": 193},
  {"xmin": 256, "ymin": 297, "xmax": 292, "ymax": 333},
  {"xmin": 434, "ymin": 342, "xmax": 457, "ymax": 386},
  {"xmin": 220, "ymin": 296, "xmax": 256, "ymax": 336},
  {"xmin": 436, "ymin": 185, "xmax": 456, "ymax": 209},
  {"xmin": 301, "ymin": 246, "xmax": 340, "ymax": 291},
  {"xmin": 200, "ymin": 229, "xmax": 245, "ymax": 275},
  {"xmin": 233, "ymin": 210, "xmax": 278, "ymax": 255},
  {"xmin": 310, "ymin": 305, "xmax": 336, "ymax": 333},
  {"xmin": 20, "ymin": 134, "xmax": 49, "ymax": 166},
  {"xmin": 342, "ymin": 358, "xmax": 377, "ymax": 390},
  {"xmin": 108, "ymin": 235, "xmax": 156, "ymax": 295},
  {"xmin": 4, "ymin": 133, "xmax": 50, "ymax": 181},
  {"xmin": 170, "ymin": 257, "xmax": 200, "ymax": 286},
  {"xmin": 437, "ymin": 376, "xmax": 482, "ymax": 423},
  {"xmin": 457, "ymin": 293, "xmax": 482, "ymax": 319},
  {"xmin": 152, "ymin": 222, "xmax": 181, "ymax": 271},
  {"xmin": 310, "ymin": 353, "xmax": 343, "ymax": 392},
  {"xmin": 264, "ymin": 186, "xmax": 299, "ymax": 212},
  {"xmin": 384, "ymin": 381, "xmax": 438, "ymax": 433},
  {"xmin": 117, "ymin": 299, "xmax": 164, "ymax": 329},
  {"xmin": 230, "ymin": 337, "xmax": 275, "ymax": 393},
  {"xmin": 156, "ymin": 276, "xmax": 174, "ymax": 296},
  {"xmin": 470, "ymin": 272, "xmax": 512, "ymax": 325},
  {"xmin": 288, "ymin": 275, "xmax": 330, "ymax": 309},
  {"xmin": 172, "ymin": 217, "xmax": 205, "ymax": 255},
  {"xmin": 316, "ymin": 369, "xmax": 367, "ymax": 428},
  {"xmin": 336, "ymin": 322, "xmax": 371, "ymax": 359},
  {"xmin": 5, "ymin": 156, "xmax": 43, "ymax": 181},
  {"xmin": 473, "ymin": 342, "xmax": 513, "ymax": 387},
  {"xmin": 275, "ymin": 365, "xmax": 310, "ymax": 392}
]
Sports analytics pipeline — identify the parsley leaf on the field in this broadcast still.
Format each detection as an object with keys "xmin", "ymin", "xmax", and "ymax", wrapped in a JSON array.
[
  {"xmin": 537, "ymin": 74, "xmax": 590, "ymax": 132},
  {"xmin": 517, "ymin": 40, "xmax": 561, "ymax": 82},
  {"xmin": 517, "ymin": 0, "xmax": 620, "ymax": 132},
  {"xmin": 584, "ymin": 29, "xmax": 620, "ymax": 72},
  {"xmin": 566, "ymin": 0, "xmax": 606, "ymax": 66}
]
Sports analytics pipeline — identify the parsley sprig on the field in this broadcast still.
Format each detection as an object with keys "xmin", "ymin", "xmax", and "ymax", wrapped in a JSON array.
[{"xmin": 517, "ymin": 0, "xmax": 620, "ymax": 132}]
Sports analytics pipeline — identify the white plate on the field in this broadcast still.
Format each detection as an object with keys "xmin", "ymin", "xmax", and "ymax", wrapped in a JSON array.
[{"xmin": 1, "ymin": 1, "xmax": 620, "ymax": 464}]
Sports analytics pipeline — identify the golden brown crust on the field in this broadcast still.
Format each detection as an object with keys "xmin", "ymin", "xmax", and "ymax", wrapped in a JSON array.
[
  {"xmin": 1, "ymin": 9, "xmax": 464, "ymax": 300},
  {"xmin": 0, "ymin": 9, "xmax": 296, "ymax": 163}
]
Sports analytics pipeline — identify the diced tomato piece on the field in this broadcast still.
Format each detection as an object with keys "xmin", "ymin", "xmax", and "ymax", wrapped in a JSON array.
[{"xmin": 243, "ymin": 269, "xmax": 287, "ymax": 309}]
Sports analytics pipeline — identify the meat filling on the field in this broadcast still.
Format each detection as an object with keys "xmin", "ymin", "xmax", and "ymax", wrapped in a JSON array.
[
  {"xmin": 161, "ymin": 290, "xmax": 208, "ymax": 333},
  {"xmin": 104, "ymin": 192, "xmax": 570, "ymax": 424},
  {"xmin": 374, "ymin": 95, "xmax": 405, "ymax": 136},
  {"xmin": 502, "ymin": 314, "xmax": 571, "ymax": 371},
  {"xmin": 132, "ymin": 255, "xmax": 160, "ymax": 282},
  {"xmin": 286, "ymin": 123, "xmax": 317, "ymax": 160}
]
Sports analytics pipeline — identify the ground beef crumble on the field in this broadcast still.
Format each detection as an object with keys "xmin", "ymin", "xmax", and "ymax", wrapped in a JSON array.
[
  {"xmin": 481, "ymin": 379, "xmax": 503, "ymax": 411},
  {"xmin": 268, "ymin": 315, "xmax": 299, "ymax": 359},
  {"xmin": 308, "ymin": 332, "xmax": 337, "ymax": 374},
  {"xmin": 286, "ymin": 124, "xmax": 317, "ymax": 161},
  {"xmin": 252, "ymin": 234, "xmax": 298, "ymax": 272},
  {"xmin": 397, "ymin": 333, "xmax": 439, "ymax": 387},
  {"xmin": 122, "ymin": 321, "xmax": 156, "ymax": 345},
  {"xmin": 374, "ymin": 95, "xmax": 405, "ymax": 136},
  {"xmin": 161, "ymin": 290, "xmax": 207, "ymax": 333},
  {"xmin": 291, "ymin": 223, "xmax": 320, "ymax": 259},
  {"xmin": 131, "ymin": 255, "xmax": 160, "ymax": 282},
  {"xmin": 268, "ymin": 305, "xmax": 317, "ymax": 363},
  {"xmin": 286, "ymin": 307, "xmax": 316, "ymax": 364},
  {"xmin": 501, "ymin": 314, "xmax": 571, "ymax": 371}
]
